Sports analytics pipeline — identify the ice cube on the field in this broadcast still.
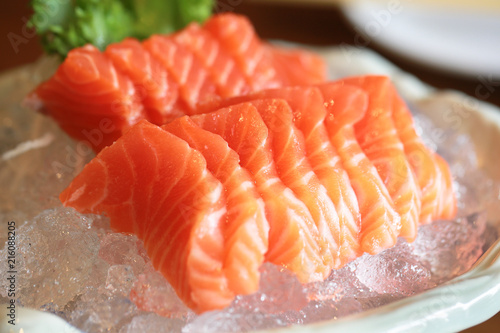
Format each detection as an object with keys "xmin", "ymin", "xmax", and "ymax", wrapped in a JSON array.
[
  {"xmin": 183, "ymin": 264, "xmax": 308, "ymax": 332},
  {"xmin": 354, "ymin": 241, "xmax": 432, "ymax": 296},
  {"xmin": 69, "ymin": 288, "xmax": 139, "ymax": 333},
  {"xmin": 293, "ymin": 262, "xmax": 366, "ymax": 323},
  {"xmin": 105, "ymin": 265, "xmax": 136, "ymax": 297},
  {"xmin": 297, "ymin": 298, "xmax": 363, "ymax": 324},
  {"xmin": 183, "ymin": 310, "xmax": 291, "ymax": 333},
  {"xmin": 412, "ymin": 113, "xmax": 439, "ymax": 153},
  {"xmin": 0, "ymin": 119, "xmax": 93, "ymax": 225},
  {"xmin": 99, "ymin": 233, "xmax": 146, "ymax": 275},
  {"xmin": 0, "ymin": 208, "xmax": 100, "ymax": 311},
  {"xmin": 234, "ymin": 263, "xmax": 308, "ymax": 313},
  {"xmin": 120, "ymin": 313, "xmax": 185, "ymax": 333},
  {"xmin": 86, "ymin": 256, "xmax": 111, "ymax": 290},
  {"xmin": 415, "ymin": 112, "xmax": 500, "ymax": 219},
  {"xmin": 130, "ymin": 262, "xmax": 192, "ymax": 318},
  {"xmin": 305, "ymin": 261, "xmax": 371, "ymax": 302},
  {"xmin": 410, "ymin": 213, "xmax": 488, "ymax": 284},
  {"xmin": 356, "ymin": 293, "xmax": 406, "ymax": 311}
]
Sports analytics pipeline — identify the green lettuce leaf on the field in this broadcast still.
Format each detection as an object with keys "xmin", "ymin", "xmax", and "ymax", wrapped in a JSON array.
[{"xmin": 28, "ymin": 0, "xmax": 214, "ymax": 58}]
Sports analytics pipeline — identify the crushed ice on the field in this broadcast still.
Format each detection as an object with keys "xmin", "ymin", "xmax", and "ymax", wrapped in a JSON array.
[{"xmin": 0, "ymin": 208, "xmax": 494, "ymax": 333}]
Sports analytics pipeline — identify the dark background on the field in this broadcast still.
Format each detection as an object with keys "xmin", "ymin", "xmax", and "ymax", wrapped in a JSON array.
[{"xmin": 0, "ymin": 1, "xmax": 499, "ymax": 331}]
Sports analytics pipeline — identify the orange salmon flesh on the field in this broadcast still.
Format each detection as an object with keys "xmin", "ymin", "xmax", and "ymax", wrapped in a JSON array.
[{"xmin": 60, "ymin": 77, "xmax": 456, "ymax": 313}]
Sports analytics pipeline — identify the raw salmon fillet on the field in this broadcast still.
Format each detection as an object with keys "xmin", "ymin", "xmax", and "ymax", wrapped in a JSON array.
[
  {"xmin": 191, "ymin": 103, "xmax": 330, "ymax": 283},
  {"xmin": 104, "ymin": 38, "xmax": 180, "ymax": 125},
  {"xmin": 340, "ymin": 77, "xmax": 421, "ymax": 242},
  {"xmin": 251, "ymin": 99, "xmax": 340, "ymax": 270},
  {"xmin": 197, "ymin": 88, "xmax": 362, "ymax": 266},
  {"xmin": 60, "ymin": 120, "xmax": 269, "ymax": 313},
  {"xmin": 26, "ymin": 13, "xmax": 326, "ymax": 152},
  {"xmin": 390, "ymin": 92, "xmax": 457, "ymax": 222},
  {"xmin": 172, "ymin": 24, "xmax": 251, "ymax": 98},
  {"xmin": 319, "ymin": 83, "xmax": 402, "ymax": 254},
  {"xmin": 203, "ymin": 14, "xmax": 280, "ymax": 90},
  {"xmin": 60, "ymin": 75, "xmax": 457, "ymax": 314},
  {"xmin": 162, "ymin": 117, "xmax": 269, "ymax": 294}
]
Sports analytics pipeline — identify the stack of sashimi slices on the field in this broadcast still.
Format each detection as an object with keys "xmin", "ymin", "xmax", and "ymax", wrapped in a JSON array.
[
  {"xmin": 26, "ymin": 13, "xmax": 456, "ymax": 314},
  {"xmin": 27, "ymin": 13, "xmax": 325, "ymax": 152}
]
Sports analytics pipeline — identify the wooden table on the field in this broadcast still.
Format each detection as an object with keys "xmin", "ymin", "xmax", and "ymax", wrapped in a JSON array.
[{"xmin": 0, "ymin": 1, "xmax": 498, "ymax": 332}]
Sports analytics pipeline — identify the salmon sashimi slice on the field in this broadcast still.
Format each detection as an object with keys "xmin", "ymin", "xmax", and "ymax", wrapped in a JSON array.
[
  {"xmin": 269, "ymin": 46, "xmax": 327, "ymax": 87},
  {"xmin": 255, "ymin": 88, "xmax": 361, "ymax": 265},
  {"xmin": 250, "ymin": 98, "xmax": 342, "ymax": 269},
  {"xmin": 203, "ymin": 14, "xmax": 281, "ymax": 90},
  {"xmin": 320, "ymin": 84, "xmax": 402, "ymax": 254},
  {"xmin": 143, "ymin": 35, "xmax": 219, "ymax": 114},
  {"xmin": 340, "ymin": 76, "xmax": 421, "ymax": 241},
  {"xmin": 105, "ymin": 38, "xmax": 180, "ymax": 124},
  {"xmin": 60, "ymin": 120, "xmax": 233, "ymax": 313},
  {"xmin": 433, "ymin": 154, "xmax": 457, "ymax": 219},
  {"xmin": 27, "ymin": 13, "xmax": 327, "ymax": 152},
  {"xmin": 162, "ymin": 117, "xmax": 269, "ymax": 295},
  {"xmin": 26, "ymin": 44, "xmax": 143, "ymax": 150},
  {"xmin": 197, "ymin": 87, "xmax": 361, "ymax": 266},
  {"xmin": 190, "ymin": 103, "xmax": 330, "ymax": 283},
  {"xmin": 173, "ymin": 23, "xmax": 251, "ymax": 98},
  {"xmin": 391, "ymin": 93, "xmax": 456, "ymax": 223},
  {"xmin": 25, "ymin": 13, "xmax": 326, "ymax": 152}
]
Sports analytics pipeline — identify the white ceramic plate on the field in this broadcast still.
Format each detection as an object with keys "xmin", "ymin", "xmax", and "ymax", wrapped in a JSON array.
[
  {"xmin": 1, "ymin": 306, "xmax": 82, "ymax": 333},
  {"xmin": 1, "ymin": 46, "xmax": 500, "ymax": 333},
  {"xmin": 341, "ymin": 0, "xmax": 500, "ymax": 78}
]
